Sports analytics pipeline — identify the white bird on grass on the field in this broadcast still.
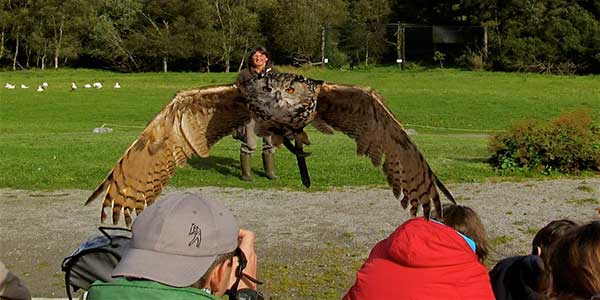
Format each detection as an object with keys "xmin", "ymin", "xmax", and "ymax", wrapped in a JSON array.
[
  {"xmin": 114, "ymin": 82, "xmax": 121, "ymax": 89},
  {"xmin": 20, "ymin": 84, "xmax": 29, "ymax": 89},
  {"xmin": 5, "ymin": 83, "xmax": 15, "ymax": 89},
  {"xmin": 93, "ymin": 82, "xmax": 102, "ymax": 89},
  {"xmin": 84, "ymin": 84, "xmax": 92, "ymax": 89},
  {"xmin": 36, "ymin": 86, "xmax": 44, "ymax": 92},
  {"xmin": 71, "ymin": 82, "xmax": 77, "ymax": 91},
  {"xmin": 42, "ymin": 82, "xmax": 48, "ymax": 89}
]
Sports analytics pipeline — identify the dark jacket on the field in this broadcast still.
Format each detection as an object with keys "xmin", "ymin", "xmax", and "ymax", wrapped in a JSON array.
[
  {"xmin": 235, "ymin": 67, "xmax": 273, "ymax": 85},
  {"xmin": 489, "ymin": 254, "xmax": 545, "ymax": 300}
]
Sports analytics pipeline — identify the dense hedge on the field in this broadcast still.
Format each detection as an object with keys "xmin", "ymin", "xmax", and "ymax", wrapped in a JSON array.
[{"xmin": 489, "ymin": 111, "xmax": 600, "ymax": 174}]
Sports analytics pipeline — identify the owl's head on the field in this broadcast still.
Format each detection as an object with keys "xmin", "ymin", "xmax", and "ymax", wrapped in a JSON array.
[{"xmin": 239, "ymin": 72, "xmax": 323, "ymax": 105}]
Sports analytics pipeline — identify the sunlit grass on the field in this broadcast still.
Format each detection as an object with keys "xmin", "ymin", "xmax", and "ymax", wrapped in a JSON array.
[{"xmin": 1, "ymin": 67, "xmax": 599, "ymax": 190}]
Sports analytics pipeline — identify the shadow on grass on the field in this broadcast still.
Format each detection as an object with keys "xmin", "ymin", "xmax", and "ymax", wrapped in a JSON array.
[
  {"xmin": 188, "ymin": 155, "xmax": 280, "ymax": 180},
  {"xmin": 188, "ymin": 156, "xmax": 238, "ymax": 177},
  {"xmin": 449, "ymin": 156, "xmax": 489, "ymax": 164}
]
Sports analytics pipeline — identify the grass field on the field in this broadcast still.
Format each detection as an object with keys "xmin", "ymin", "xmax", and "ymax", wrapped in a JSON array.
[{"xmin": 1, "ymin": 67, "xmax": 599, "ymax": 191}]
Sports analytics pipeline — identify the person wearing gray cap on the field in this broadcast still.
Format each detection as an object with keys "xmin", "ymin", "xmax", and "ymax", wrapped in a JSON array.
[{"xmin": 86, "ymin": 192, "xmax": 263, "ymax": 300}]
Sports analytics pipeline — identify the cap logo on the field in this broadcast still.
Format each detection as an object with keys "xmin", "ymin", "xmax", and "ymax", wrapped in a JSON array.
[{"xmin": 188, "ymin": 223, "xmax": 202, "ymax": 248}]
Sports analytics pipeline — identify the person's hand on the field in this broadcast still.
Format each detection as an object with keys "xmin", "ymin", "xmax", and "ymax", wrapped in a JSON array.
[
  {"xmin": 227, "ymin": 229, "xmax": 258, "ymax": 291},
  {"xmin": 237, "ymin": 229, "xmax": 258, "ymax": 290}
]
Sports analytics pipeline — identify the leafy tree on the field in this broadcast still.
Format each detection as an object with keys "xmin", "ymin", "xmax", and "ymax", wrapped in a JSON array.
[
  {"xmin": 270, "ymin": 0, "xmax": 347, "ymax": 65},
  {"xmin": 340, "ymin": 0, "xmax": 391, "ymax": 66},
  {"xmin": 3, "ymin": 0, "xmax": 34, "ymax": 70},
  {"xmin": 486, "ymin": 0, "xmax": 600, "ymax": 73},
  {"xmin": 208, "ymin": 0, "xmax": 262, "ymax": 72},
  {"xmin": 131, "ymin": 0, "xmax": 192, "ymax": 72},
  {"xmin": 86, "ymin": 0, "xmax": 142, "ymax": 71},
  {"xmin": 0, "ymin": 0, "xmax": 10, "ymax": 62}
]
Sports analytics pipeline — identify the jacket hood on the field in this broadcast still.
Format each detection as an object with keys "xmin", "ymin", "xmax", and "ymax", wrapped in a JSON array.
[{"xmin": 387, "ymin": 217, "xmax": 478, "ymax": 268}]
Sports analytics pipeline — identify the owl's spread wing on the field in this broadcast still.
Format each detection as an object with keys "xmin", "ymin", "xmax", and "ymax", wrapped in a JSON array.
[
  {"xmin": 315, "ymin": 83, "xmax": 455, "ymax": 218},
  {"xmin": 85, "ymin": 85, "xmax": 250, "ymax": 226}
]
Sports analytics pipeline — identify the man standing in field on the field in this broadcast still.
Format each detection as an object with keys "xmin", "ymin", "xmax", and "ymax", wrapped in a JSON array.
[{"xmin": 233, "ymin": 47, "xmax": 277, "ymax": 181}]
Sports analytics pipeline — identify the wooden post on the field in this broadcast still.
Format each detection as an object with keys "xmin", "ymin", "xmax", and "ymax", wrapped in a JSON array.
[
  {"xmin": 321, "ymin": 24, "xmax": 326, "ymax": 67},
  {"xmin": 396, "ymin": 23, "xmax": 402, "ymax": 69},
  {"xmin": 483, "ymin": 25, "xmax": 488, "ymax": 61},
  {"xmin": 401, "ymin": 25, "xmax": 406, "ymax": 70}
]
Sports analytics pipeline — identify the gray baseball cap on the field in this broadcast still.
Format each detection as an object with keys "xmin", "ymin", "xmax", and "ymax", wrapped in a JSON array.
[{"xmin": 112, "ymin": 192, "xmax": 239, "ymax": 287}]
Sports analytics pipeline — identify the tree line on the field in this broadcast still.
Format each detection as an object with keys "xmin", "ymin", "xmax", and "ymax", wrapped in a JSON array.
[{"xmin": 1, "ymin": 0, "xmax": 599, "ymax": 74}]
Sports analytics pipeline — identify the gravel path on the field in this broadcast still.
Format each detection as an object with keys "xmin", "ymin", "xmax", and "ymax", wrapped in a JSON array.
[{"xmin": 1, "ymin": 178, "xmax": 599, "ymax": 299}]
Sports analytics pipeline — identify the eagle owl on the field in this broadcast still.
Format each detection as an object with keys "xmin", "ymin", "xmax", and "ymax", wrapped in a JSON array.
[{"xmin": 86, "ymin": 72, "xmax": 455, "ymax": 226}]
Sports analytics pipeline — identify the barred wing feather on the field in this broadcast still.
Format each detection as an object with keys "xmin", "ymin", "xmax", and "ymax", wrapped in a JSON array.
[
  {"xmin": 85, "ymin": 85, "xmax": 250, "ymax": 226},
  {"xmin": 315, "ymin": 83, "xmax": 455, "ymax": 218}
]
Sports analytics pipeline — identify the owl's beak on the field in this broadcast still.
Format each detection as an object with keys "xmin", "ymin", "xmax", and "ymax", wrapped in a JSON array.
[{"xmin": 274, "ymin": 90, "xmax": 283, "ymax": 103}]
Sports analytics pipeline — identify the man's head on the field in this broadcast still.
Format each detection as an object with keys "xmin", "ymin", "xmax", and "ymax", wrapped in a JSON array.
[
  {"xmin": 531, "ymin": 219, "xmax": 576, "ymax": 256},
  {"xmin": 112, "ymin": 192, "xmax": 239, "ymax": 293},
  {"xmin": 248, "ymin": 47, "xmax": 270, "ymax": 71}
]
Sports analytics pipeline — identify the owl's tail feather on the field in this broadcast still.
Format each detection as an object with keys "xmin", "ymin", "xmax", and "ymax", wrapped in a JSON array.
[{"xmin": 433, "ymin": 172, "xmax": 455, "ymax": 204}]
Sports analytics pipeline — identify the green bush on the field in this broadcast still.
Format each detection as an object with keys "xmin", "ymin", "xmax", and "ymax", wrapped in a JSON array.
[
  {"xmin": 456, "ymin": 50, "xmax": 485, "ymax": 71},
  {"xmin": 489, "ymin": 111, "xmax": 600, "ymax": 174},
  {"xmin": 327, "ymin": 48, "xmax": 349, "ymax": 69}
]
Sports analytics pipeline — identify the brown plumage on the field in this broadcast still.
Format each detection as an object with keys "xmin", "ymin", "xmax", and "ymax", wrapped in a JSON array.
[
  {"xmin": 86, "ymin": 72, "xmax": 454, "ymax": 226},
  {"xmin": 86, "ymin": 85, "xmax": 250, "ymax": 226},
  {"xmin": 315, "ymin": 83, "xmax": 455, "ymax": 217}
]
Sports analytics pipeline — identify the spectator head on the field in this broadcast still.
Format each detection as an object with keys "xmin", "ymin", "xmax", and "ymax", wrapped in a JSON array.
[
  {"xmin": 531, "ymin": 219, "xmax": 577, "ymax": 256},
  {"xmin": 112, "ymin": 192, "xmax": 240, "ymax": 295},
  {"xmin": 548, "ymin": 221, "xmax": 600, "ymax": 299},
  {"xmin": 248, "ymin": 46, "xmax": 270, "ymax": 69},
  {"xmin": 439, "ymin": 204, "xmax": 490, "ymax": 262}
]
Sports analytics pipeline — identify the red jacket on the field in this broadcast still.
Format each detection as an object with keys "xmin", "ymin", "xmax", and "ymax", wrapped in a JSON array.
[{"xmin": 343, "ymin": 217, "xmax": 495, "ymax": 300}]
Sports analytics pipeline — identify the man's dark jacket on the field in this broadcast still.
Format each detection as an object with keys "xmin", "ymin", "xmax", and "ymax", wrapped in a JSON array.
[{"xmin": 489, "ymin": 255, "xmax": 544, "ymax": 300}]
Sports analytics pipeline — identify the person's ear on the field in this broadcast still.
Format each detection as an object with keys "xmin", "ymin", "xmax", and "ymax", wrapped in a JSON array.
[
  {"xmin": 536, "ymin": 246, "xmax": 542, "ymax": 256},
  {"xmin": 209, "ymin": 260, "xmax": 234, "ymax": 295}
]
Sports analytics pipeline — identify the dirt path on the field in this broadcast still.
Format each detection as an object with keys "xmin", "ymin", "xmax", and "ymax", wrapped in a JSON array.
[{"xmin": 1, "ymin": 178, "xmax": 599, "ymax": 299}]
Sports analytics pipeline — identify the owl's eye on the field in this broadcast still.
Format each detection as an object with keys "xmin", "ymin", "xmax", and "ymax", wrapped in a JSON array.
[{"xmin": 285, "ymin": 87, "xmax": 295, "ymax": 94}]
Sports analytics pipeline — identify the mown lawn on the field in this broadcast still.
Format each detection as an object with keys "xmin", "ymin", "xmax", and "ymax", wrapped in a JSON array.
[{"xmin": 1, "ymin": 67, "xmax": 599, "ymax": 190}]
